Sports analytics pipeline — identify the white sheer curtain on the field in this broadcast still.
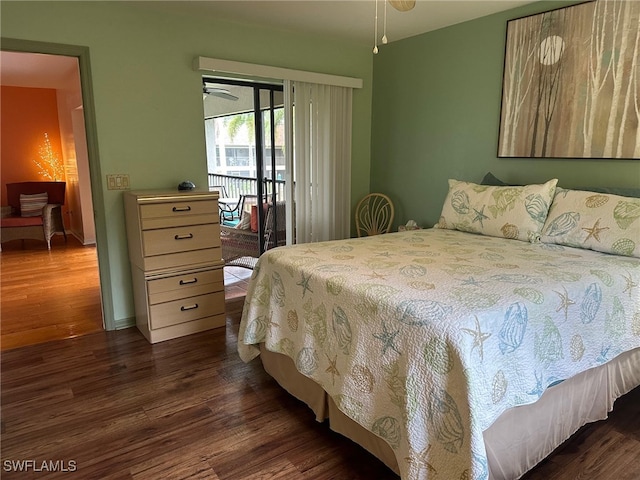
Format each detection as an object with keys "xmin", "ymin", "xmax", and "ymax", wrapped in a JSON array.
[{"xmin": 285, "ymin": 80, "xmax": 353, "ymax": 243}]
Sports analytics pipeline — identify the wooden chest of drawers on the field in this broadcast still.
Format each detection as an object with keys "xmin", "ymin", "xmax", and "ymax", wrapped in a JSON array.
[{"xmin": 124, "ymin": 190, "xmax": 225, "ymax": 343}]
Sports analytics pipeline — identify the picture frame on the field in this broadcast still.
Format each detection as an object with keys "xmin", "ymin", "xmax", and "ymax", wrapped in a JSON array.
[{"xmin": 497, "ymin": 0, "xmax": 640, "ymax": 159}]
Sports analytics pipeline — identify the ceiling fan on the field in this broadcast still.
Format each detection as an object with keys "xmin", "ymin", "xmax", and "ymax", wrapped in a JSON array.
[
  {"xmin": 202, "ymin": 85, "xmax": 239, "ymax": 101},
  {"xmin": 373, "ymin": 0, "xmax": 416, "ymax": 53}
]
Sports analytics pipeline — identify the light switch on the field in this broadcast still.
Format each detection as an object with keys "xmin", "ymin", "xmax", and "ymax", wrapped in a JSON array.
[{"xmin": 106, "ymin": 174, "xmax": 130, "ymax": 190}]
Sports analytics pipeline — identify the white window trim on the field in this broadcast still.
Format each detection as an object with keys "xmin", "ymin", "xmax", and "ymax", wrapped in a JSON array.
[{"xmin": 194, "ymin": 56, "xmax": 363, "ymax": 89}]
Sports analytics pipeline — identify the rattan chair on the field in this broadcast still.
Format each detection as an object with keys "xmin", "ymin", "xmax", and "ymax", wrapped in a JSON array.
[{"xmin": 355, "ymin": 193, "xmax": 394, "ymax": 237}]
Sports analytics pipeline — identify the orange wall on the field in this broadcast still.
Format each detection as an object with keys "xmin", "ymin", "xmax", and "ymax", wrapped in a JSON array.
[{"xmin": 1, "ymin": 85, "xmax": 64, "ymax": 205}]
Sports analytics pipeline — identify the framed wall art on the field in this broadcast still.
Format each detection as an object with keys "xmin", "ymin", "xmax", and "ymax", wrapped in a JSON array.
[{"xmin": 498, "ymin": 0, "xmax": 640, "ymax": 159}]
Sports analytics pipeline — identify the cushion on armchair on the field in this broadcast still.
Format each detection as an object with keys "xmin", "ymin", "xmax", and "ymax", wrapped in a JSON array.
[{"xmin": 20, "ymin": 192, "xmax": 48, "ymax": 217}]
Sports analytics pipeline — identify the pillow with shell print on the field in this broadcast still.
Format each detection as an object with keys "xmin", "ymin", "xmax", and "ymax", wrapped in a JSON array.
[
  {"xmin": 540, "ymin": 188, "xmax": 640, "ymax": 258},
  {"xmin": 434, "ymin": 178, "xmax": 558, "ymax": 243}
]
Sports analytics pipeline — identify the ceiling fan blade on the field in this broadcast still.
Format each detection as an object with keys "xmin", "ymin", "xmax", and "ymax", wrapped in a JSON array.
[
  {"xmin": 388, "ymin": 0, "xmax": 416, "ymax": 12},
  {"xmin": 203, "ymin": 87, "xmax": 239, "ymax": 101}
]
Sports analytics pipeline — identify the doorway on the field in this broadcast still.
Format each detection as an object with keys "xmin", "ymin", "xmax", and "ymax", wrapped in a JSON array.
[
  {"xmin": 0, "ymin": 49, "xmax": 104, "ymax": 349},
  {"xmin": 203, "ymin": 78, "xmax": 289, "ymax": 265}
]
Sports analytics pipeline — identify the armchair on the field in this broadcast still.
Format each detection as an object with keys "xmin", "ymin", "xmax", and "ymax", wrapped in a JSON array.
[
  {"xmin": 220, "ymin": 201, "xmax": 286, "ymax": 265},
  {"xmin": 1, "ymin": 182, "xmax": 67, "ymax": 249}
]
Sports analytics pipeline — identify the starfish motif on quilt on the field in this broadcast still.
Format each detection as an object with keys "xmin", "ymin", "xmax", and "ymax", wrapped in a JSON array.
[
  {"xmin": 373, "ymin": 322, "xmax": 400, "ymax": 355},
  {"xmin": 622, "ymin": 272, "xmax": 638, "ymax": 297},
  {"xmin": 297, "ymin": 272, "xmax": 313, "ymax": 298},
  {"xmin": 472, "ymin": 206, "xmax": 489, "ymax": 227},
  {"xmin": 325, "ymin": 354, "xmax": 340, "ymax": 385},
  {"xmin": 461, "ymin": 276, "xmax": 483, "ymax": 287},
  {"xmin": 460, "ymin": 315, "xmax": 492, "ymax": 360},
  {"xmin": 582, "ymin": 218, "xmax": 609, "ymax": 243},
  {"xmin": 301, "ymin": 248, "xmax": 318, "ymax": 255},
  {"xmin": 365, "ymin": 271, "xmax": 388, "ymax": 280},
  {"xmin": 375, "ymin": 251, "xmax": 392, "ymax": 257},
  {"xmin": 554, "ymin": 286, "xmax": 575, "ymax": 320}
]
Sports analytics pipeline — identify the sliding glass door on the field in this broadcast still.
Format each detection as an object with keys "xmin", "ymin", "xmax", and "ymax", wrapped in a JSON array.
[{"xmin": 203, "ymin": 78, "xmax": 287, "ymax": 261}]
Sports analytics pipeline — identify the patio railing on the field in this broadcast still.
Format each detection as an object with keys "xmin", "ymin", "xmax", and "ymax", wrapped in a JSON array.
[{"xmin": 208, "ymin": 173, "xmax": 286, "ymax": 201}]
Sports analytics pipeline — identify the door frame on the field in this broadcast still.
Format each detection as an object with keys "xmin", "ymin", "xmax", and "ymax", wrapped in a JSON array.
[{"xmin": 2, "ymin": 37, "xmax": 116, "ymax": 331}]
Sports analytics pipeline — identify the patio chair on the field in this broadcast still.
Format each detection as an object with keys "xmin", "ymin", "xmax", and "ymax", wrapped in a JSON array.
[{"xmin": 220, "ymin": 201, "xmax": 286, "ymax": 266}]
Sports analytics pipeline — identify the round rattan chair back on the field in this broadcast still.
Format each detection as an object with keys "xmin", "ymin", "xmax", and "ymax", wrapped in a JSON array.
[{"xmin": 355, "ymin": 193, "xmax": 395, "ymax": 237}]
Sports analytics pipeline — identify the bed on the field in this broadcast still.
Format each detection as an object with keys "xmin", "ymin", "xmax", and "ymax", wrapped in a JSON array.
[{"xmin": 237, "ymin": 178, "xmax": 640, "ymax": 480}]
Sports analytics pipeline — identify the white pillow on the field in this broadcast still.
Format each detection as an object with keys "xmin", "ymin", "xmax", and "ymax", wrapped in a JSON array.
[
  {"xmin": 540, "ymin": 188, "xmax": 640, "ymax": 257},
  {"xmin": 234, "ymin": 211, "xmax": 252, "ymax": 230},
  {"xmin": 435, "ymin": 178, "xmax": 558, "ymax": 243}
]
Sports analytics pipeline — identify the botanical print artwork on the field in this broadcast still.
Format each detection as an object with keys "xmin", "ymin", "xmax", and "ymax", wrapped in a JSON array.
[{"xmin": 498, "ymin": 1, "xmax": 640, "ymax": 159}]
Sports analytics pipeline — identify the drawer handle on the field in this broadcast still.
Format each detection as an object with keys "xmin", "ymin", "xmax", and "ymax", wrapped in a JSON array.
[
  {"xmin": 180, "ymin": 303, "xmax": 199, "ymax": 312},
  {"xmin": 179, "ymin": 278, "xmax": 198, "ymax": 285},
  {"xmin": 172, "ymin": 206, "xmax": 192, "ymax": 212},
  {"xmin": 174, "ymin": 233, "xmax": 194, "ymax": 240}
]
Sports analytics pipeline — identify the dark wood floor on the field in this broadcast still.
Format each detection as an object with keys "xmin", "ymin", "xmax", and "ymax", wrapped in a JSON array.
[
  {"xmin": 1, "ymin": 306, "xmax": 639, "ymax": 479},
  {"xmin": 1, "ymin": 238, "xmax": 639, "ymax": 479}
]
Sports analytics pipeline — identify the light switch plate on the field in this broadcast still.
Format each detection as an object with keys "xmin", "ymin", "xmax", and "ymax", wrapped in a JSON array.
[{"xmin": 107, "ymin": 174, "xmax": 130, "ymax": 190}]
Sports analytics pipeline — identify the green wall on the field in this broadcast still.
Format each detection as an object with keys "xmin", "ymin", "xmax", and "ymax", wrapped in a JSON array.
[
  {"xmin": 1, "ymin": 1, "xmax": 373, "ymax": 329},
  {"xmin": 371, "ymin": 1, "xmax": 640, "ymax": 229}
]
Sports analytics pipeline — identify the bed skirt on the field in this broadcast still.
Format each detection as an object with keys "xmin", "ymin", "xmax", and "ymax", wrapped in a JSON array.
[{"xmin": 259, "ymin": 344, "xmax": 640, "ymax": 479}]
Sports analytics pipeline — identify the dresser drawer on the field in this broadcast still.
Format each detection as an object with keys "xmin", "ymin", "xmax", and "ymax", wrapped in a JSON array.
[
  {"xmin": 142, "ymin": 223, "xmax": 220, "ymax": 257},
  {"xmin": 149, "ymin": 291, "xmax": 225, "ymax": 330},
  {"xmin": 142, "ymin": 248, "xmax": 221, "ymax": 271},
  {"xmin": 148, "ymin": 268, "xmax": 224, "ymax": 305},
  {"xmin": 140, "ymin": 199, "xmax": 217, "ymax": 220}
]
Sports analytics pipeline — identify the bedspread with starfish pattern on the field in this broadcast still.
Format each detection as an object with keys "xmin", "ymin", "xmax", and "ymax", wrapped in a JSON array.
[{"xmin": 238, "ymin": 228, "xmax": 640, "ymax": 480}]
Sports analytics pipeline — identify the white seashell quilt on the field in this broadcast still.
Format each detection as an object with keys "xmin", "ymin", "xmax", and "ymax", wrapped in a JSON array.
[{"xmin": 238, "ymin": 228, "xmax": 640, "ymax": 480}]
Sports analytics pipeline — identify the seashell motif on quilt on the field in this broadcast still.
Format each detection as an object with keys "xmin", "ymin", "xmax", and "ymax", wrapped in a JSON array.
[
  {"xmin": 295, "ymin": 347, "xmax": 318, "ymax": 375},
  {"xmin": 492, "ymin": 370, "xmax": 508, "ymax": 403},
  {"xmin": 409, "ymin": 281, "xmax": 436, "ymax": 291},
  {"xmin": 570, "ymin": 334, "xmax": 585, "ymax": 361},
  {"xmin": 287, "ymin": 309, "xmax": 299, "ymax": 332},
  {"xmin": 351, "ymin": 364, "xmax": 375, "ymax": 393},
  {"xmin": 499, "ymin": 302, "xmax": 528, "ymax": 354},
  {"xmin": 271, "ymin": 271, "xmax": 286, "ymax": 306},
  {"xmin": 585, "ymin": 194, "xmax": 609, "ymax": 208},
  {"xmin": 371, "ymin": 416, "xmax": 401, "ymax": 448},
  {"xmin": 513, "ymin": 287, "xmax": 545, "ymax": 305},
  {"xmin": 534, "ymin": 317, "xmax": 564, "ymax": 365},
  {"xmin": 427, "ymin": 389, "xmax": 464, "ymax": 454},
  {"xmin": 613, "ymin": 199, "xmax": 640, "ymax": 229},
  {"xmin": 395, "ymin": 299, "xmax": 452, "ymax": 326},
  {"xmin": 326, "ymin": 275, "xmax": 346, "ymax": 295},
  {"xmin": 355, "ymin": 283, "xmax": 400, "ymax": 319},
  {"xmin": 611, "ymin": 238, "xmax": 636, "ymax": 256},
  {"xmin": 501, "ymin": 223, "xmax": 519, "ymax": 239},
  {"xmin": 332, "ymin": 306, "xmax": 353, "ymax": 355},
  {"xmin": 400, "ymin": 264, "xmax": 427, "ymax": 278},
  {"xmin": 424, "ymin": 337, "xmax": 454, "ymax": 375},
  {"xmin": 589, "ymin": 269, "xmax": 614, "ymax": 287},
  {"xmin": 525, "ymin": 193, "xmax": 550, "ymax": 223},
  {"xmin": 451, "ymin": 190, "xmax": 471, "ymax": 214},
  {"xmin": 244, "ymin": 315, "xmax": 268, "ymax": 343},
  {"xmin": 580, "ymin": 283, "xmax": 602, "ymax": 324},
  {"xmin": 544, "ymin": 212, "xmax": 581, "ymax": 237},
  {"xmin": 605, "ymin": 297, "xmax": 626, "ymax": 337}
]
